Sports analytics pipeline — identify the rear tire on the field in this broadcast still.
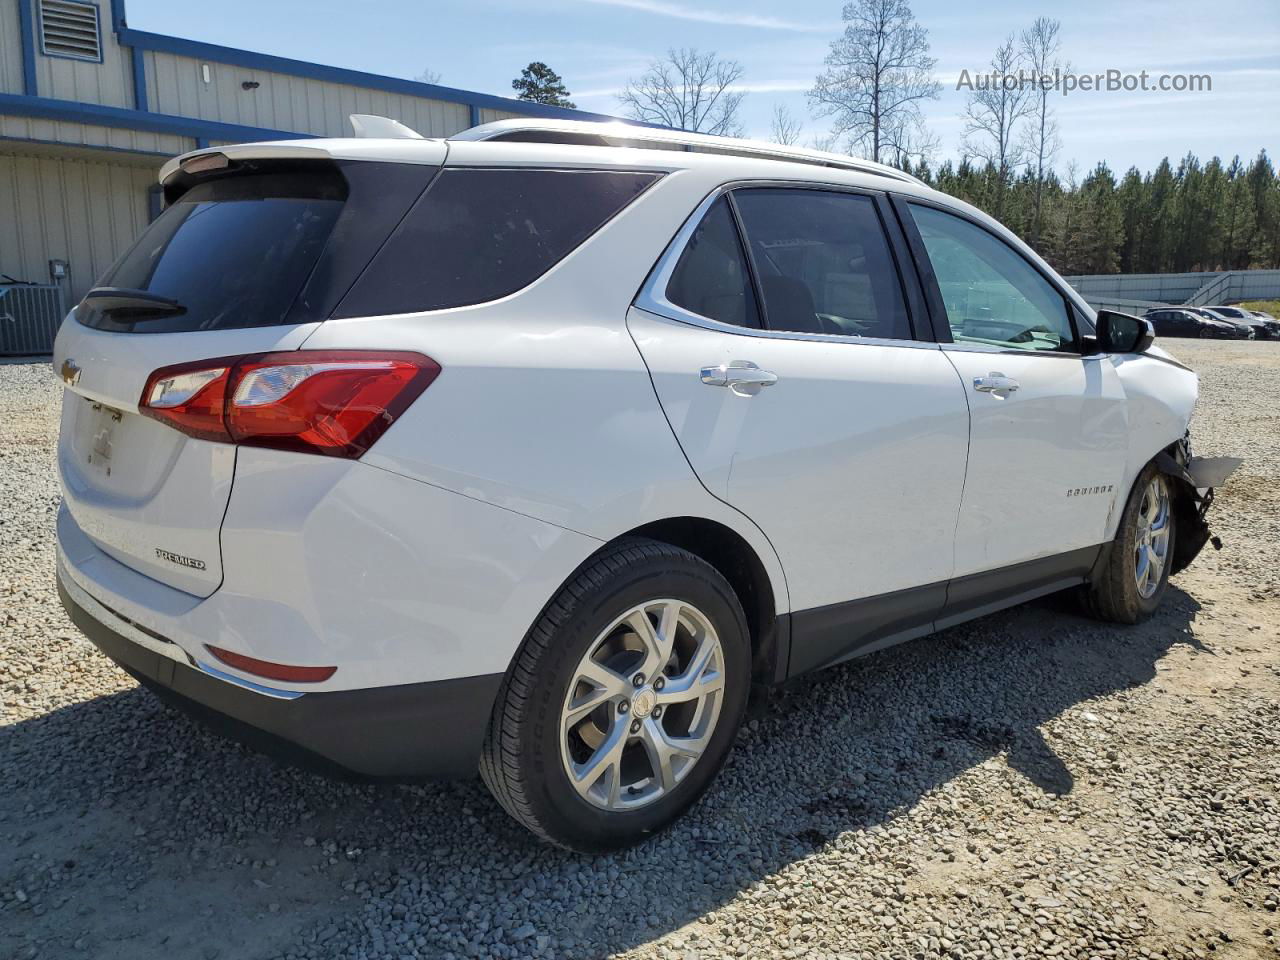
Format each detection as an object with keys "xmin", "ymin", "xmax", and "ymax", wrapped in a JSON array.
[
  {"xmin": 1084, "ymin": 463, "xmax": 1176, "ymax": 624},
  {"xmin": 480, "ymin": 538, "xmax": 751, "ymax": 852}
]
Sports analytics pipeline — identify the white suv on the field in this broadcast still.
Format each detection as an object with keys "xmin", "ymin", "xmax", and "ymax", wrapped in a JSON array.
[{"xmin": 53, "ymin": 119, "xmax": 1231, "ymax": 852}]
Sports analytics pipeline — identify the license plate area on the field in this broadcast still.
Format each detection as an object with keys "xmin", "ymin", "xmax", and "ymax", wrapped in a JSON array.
[{"xmin": 85, "ymin": 402, "xmax": 124, "ymax": 475}]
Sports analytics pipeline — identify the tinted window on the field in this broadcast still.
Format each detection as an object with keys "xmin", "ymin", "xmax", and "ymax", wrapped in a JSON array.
[
  {"xmin": 666, "ymin": 197, "xmax": 761, "ymax": 329},
  {"xmin": 339, "ymin": 168, "xmax": 658, "ymax": 316},
  {"xmin": 81, "ymin": 171, "xmax": 345, "ymax": 333},
  {"xmin": 909, "ymin": 204, "xmax": 1076, "ymax": 352},
  {"xmin": 733, "ymin": 189, "xmax": 911, "ymax": 339}
]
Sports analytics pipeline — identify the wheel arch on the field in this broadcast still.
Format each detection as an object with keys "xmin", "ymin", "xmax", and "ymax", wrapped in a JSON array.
[{"xmin": 616, "ymin": 517, "xmax": 788, "ymax": 685}]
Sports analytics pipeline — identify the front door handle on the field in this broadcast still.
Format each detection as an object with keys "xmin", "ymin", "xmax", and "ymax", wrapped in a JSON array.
[
  {"xmin": 701, "ymin": 360, "xmax": 779, "ymax": 397},
  {"xmin": 973, "ymin": 372, "xmax": 1020, "ymax": 393}
]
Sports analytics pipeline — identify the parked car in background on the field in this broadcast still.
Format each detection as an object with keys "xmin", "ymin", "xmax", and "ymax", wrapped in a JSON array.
[
  {"xmin": 52, "ymin": 118, "xmax": 1235, "ymax": 851},
  {"xmin": 1249, "ymin": 310, "xmax": 1280, "ymax": 339},
  {"xmin": 1185, "ymin": 307, "xmax": 1255, "ymax": 339},
  {"xmin": 1143, "ymin": 307, "xmax": 1241, "ymax": 339},
  {"xmin": 1206, "ymin": 305, "xmax": 1274, "ymax": 339}
]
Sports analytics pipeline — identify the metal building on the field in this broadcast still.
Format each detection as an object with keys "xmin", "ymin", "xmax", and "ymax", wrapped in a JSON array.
[{"xmin": 0, "ymin": 0, "xmax": 625, "ymax": 342}]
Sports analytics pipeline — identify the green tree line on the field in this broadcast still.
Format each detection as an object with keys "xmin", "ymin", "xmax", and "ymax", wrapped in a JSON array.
[{"xmin": 901, "ymin": 150, "xmax": 1280, "ymax": 276}]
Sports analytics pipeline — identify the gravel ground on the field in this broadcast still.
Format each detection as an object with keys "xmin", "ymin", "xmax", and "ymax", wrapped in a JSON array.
[{"xmin": 2, "ymin": 340, "xmax": 1278, "ymax": 960}]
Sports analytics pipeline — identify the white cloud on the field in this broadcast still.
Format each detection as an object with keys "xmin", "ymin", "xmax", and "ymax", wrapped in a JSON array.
[{"xmin": 570, "ymin": 0, "xmax": 831, "ymax": 32}]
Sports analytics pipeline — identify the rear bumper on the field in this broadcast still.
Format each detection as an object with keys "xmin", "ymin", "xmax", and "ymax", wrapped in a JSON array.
[{"xmin": 58, "ymin": 570, "xmax": 503, "ymax": 779}]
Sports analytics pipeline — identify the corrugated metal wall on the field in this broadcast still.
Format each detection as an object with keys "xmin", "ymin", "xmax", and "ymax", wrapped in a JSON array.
[
  {"xmin": 1065, "ymin": 270, "xmax": 1280, "ymax": 306},
  {"xmin": 0, "ymin": 144, "xmax": 158, "ymax": 303},
  {"xmin": 478, "ymin": 107, "xmax": 527, "ymax": 124},
  {"xmin": 144, "ymin": 51, "xmax": 473, "ymax": 138},
  {"xmin": 0, "ymin": 0, "xmax": 25, "ymax": 94},
  {"xmin": 1, "ymin": 0, "xmax": 137, "ymax": 105},
  {"xmin": 1063, "ymin": 272, "xmax": 1215, "ymax": 303}
]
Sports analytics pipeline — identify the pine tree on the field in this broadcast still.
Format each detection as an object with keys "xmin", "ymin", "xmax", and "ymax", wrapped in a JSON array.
[
  {"xmin": 1245, "ymin": 149, "xmax": 1279, "ymax": 267},
  {"xmin": 512, "ymin": 62, "xmax": 575, "ymax": 108},
  {"xmin": 1218, "ymin": 156, "xmax": 1255, "ymax": 269},
  {"xmin": 1068, "ymin": 163, "xmax": 1123, "ymax": 274},
  {"xmin": 1116, "ymin": 167, "xmax": 1145, "ymax": 273},
  {"xmin": 1145, "ymin": 158, "xmax": 1177, "ymax": 273}
]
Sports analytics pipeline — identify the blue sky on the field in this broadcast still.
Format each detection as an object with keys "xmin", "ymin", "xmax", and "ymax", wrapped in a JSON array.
[{"xmin": 127, "ymin": 0, "xmax": 1279, "ymax": 176}]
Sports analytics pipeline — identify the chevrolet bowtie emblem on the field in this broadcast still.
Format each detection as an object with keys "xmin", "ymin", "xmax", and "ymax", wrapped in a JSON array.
[{"xmin": 60, "ymin": 358, "xmax": 81, "ymax": 387}]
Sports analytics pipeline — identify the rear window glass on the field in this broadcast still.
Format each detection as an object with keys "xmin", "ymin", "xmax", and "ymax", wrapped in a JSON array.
[
  {"xmin": 80, "ymin": 171, "xmax": 345, "ymax": 333},
  {"xmin": 337, "ymin": 168, "xmax": 659, "ymax": 317}
]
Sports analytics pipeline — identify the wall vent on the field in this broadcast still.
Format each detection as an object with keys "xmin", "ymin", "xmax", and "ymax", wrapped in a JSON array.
[{"xmin": 38, "ymin": 0, "xmax": 102, "ymax": 63}]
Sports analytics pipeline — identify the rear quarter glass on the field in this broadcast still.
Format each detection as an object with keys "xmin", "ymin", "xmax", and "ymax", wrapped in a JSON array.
[{"xmin": 335, "ymin": 168, "xmax": 661, "ymax": 318}]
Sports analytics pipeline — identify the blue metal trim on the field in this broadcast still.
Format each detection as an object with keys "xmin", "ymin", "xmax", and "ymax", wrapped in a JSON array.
[
  {"xmin": 17, "ymin": 0, "xmax": 38, "ymax": 95},
  {"xmin": 195, "ymin": 137, "xmax": 209, "ymax": 149},
  {"xmin": 116, "ymin": 28, "xmax": 633, "ymax": 125},
  {"xmin": 0, "ymin": 92, "xmax": 312, "ymax": 143},
  {"xmin": 37, "ymin": 0, "xmax": 105, "ymax": 65},
  {"xmin": 130, "ymin": 48, "xmax": 148, "ymax": 111},
  {"xmin": 109, "ymin": 0, "xmax": 126, "ymax": 31},
  {"xmin": 468, "ymin": 104, "xmax": 481, "ymax": 128}
]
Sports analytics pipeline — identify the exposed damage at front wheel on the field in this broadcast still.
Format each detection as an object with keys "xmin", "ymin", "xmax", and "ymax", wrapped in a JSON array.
[{"xmin": 1154, "ymin": 435, "xmax": 1242, "ymax": 576}]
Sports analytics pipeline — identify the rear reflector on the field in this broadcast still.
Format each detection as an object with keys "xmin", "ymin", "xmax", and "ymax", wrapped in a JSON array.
[
  {"xmin": 139, "ymin": 350, "xmax": 439, "ymax": 457},
  {"xmin": 205, "ymin": 645, "xmax": 337, "ymax": 683}
]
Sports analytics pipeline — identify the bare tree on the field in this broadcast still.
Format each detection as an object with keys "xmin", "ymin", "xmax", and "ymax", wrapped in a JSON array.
[
  {"xmin": 809, "ymin": 0, "xmax": 940, "ymax": 164},
  {"xmin": 415, "ymin": 67, "xmax": 442, "ymax": 85},
  {"xmin": 770, "ymin": 103, "xmax": 804, "ymax": 146},
  {"xmin": 960, "ymin": 34, "xmax": 1033, "ymax": 216},
  {"xmin": 1020, "ymin": 17, "xmax": 1066, "ymax": 244},
  {"xmin": 619, "ymin": 49, "xmax": 746, "ymax": 136},
  {"xmin": 882, "ymin": 109, "xmax": 938, "ymax": 169},
  {"xmin": 810, "ymin": 131, "xmax": 839, "ymax": 153}
]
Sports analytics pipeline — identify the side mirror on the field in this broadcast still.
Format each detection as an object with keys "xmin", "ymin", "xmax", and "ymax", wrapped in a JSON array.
[{"xmin": 1096, "ymin": 310, "xmax": 1155, "ymax": 354}]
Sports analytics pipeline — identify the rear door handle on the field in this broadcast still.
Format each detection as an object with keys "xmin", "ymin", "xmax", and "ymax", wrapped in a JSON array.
[
  {"xmin": 701, "ymin": 361, "xmax": 779, "ymax": 397},
  {"xmin": 973, "ymin": 372, "xmax": 1020, "ymax": 393}
]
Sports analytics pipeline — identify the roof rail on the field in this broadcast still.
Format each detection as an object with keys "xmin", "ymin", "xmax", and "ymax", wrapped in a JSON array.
[{"xmin": 450, "ymin": 119, "xmax": 925, "ymax": 186}]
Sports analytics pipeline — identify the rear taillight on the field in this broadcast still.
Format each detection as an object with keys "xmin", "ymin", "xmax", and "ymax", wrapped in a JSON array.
[{"xmin": 139, "ymin": 351, "xmax": 439, "ymax": 458}]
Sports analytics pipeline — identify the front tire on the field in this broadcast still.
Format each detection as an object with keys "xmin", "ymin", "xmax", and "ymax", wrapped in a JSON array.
[
  {"xmin": 480, "ymin": 538, "xmax": 751, "ymax": 852},
  {"xmin": 1084, "ymin": 464, "xmax": 1176, "ymax": 623}
]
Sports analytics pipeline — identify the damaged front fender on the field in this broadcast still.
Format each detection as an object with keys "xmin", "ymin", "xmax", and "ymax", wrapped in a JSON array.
[{"xmin": 1154, "ymin": 437, "xmax": 1242, "ymax": 575}]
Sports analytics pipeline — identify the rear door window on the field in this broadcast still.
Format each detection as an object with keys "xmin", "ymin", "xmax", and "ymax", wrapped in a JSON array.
[
  {"xmin": 337, "ymin": 168, "xmax": 659, "ymax": 317},
  {"xmin": 81, "ymin": 170, "xmax": 346, "ymax": 334},
  {"xmin": 732, "ymin": 189, "xmax": 913, "ymax": 340}
]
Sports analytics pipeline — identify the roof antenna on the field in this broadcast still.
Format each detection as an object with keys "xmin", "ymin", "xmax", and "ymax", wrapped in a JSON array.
[{"xmin": 349, "ymin": 114, "xmax": 425, "ymax": 139}]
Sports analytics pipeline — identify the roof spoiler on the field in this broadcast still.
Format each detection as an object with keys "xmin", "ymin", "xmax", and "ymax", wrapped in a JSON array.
[{"xmin": 349, "ymin": 114, "xmax": 425, "ymax": 139}]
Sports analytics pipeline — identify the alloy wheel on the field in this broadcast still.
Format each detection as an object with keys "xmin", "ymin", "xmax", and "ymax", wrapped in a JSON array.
[
  {"xmin": 559, "ymin": 599, "xmax": 725, "ymax": 810},
  {"xmin": 1134, "ymin": 475, "xmax": 1171, "ymax": 599}
]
